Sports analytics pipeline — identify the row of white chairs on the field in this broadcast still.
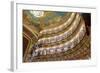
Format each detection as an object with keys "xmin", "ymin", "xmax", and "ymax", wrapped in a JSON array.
[
  {"xmin": 32, "ymin": 22, "xmax": 86, "ymax": 57},
  {"xmin": 37, "ymin": 14, "xmax": 81, "ymax": 44}
]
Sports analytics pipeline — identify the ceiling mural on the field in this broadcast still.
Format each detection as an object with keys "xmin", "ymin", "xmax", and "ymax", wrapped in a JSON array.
[{"xmin": 23, "ymin": 10, "xmax": 91, "ymax": 62}]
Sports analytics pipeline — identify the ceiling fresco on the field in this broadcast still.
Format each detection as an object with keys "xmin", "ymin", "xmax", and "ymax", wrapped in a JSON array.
[{"xmin": 23, "ymin": 10, "xmax": 91, "ymax": 62}]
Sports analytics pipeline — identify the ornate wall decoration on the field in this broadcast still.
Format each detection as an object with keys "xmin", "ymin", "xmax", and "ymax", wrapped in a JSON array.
[{"xmin": 23, "ymin": 10, "xmax": 91, "ymax": 62}]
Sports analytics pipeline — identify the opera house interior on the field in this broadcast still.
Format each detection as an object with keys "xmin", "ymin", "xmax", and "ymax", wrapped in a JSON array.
[{"xmin": 23, "ymin": 10, "xmax": 91, "ymax": 62}]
